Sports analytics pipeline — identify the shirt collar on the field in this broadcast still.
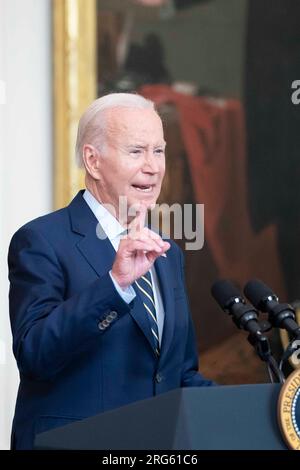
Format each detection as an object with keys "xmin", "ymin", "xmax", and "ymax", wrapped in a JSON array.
[{"xmin": 83, "ymin": 189, "xmax": 125, "ymax": 242}]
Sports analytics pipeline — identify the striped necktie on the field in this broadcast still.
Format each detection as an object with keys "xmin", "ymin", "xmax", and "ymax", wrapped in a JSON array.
[{"xmin": 135, "ymin": 271, "xmax": 160, "ymax": 357}]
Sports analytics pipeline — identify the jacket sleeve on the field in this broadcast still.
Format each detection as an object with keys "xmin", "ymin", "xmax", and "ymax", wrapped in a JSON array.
[
  {"xmin": 8, "ymin": 226, "xmax": 132, "ymax": 381},
  {"xmin": 178, "ymin": 247, "xmax": 216, "ymax": 387}
]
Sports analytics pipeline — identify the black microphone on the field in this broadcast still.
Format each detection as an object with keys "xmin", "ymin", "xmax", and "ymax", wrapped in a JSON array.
[
  {"xmin": 244, "ymin": 279, "xmax": 300, "ymax": 338},
  {"xmin": 211, "ymin": 280, "xmax": 265, "ymax": 338},
  {"xmin": 211, "ymin": 279, "xmax": 286, "ymax": 383}
]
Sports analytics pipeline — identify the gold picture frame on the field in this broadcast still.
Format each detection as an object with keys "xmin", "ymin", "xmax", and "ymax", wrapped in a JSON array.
[{"xmin": 53, "ymin": 0, "xmax": 97, "ymax": 209}]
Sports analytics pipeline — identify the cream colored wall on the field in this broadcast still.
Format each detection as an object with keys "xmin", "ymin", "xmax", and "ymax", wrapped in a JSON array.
[{"xmin": 0, "ymin": 0, "xmax": 52, "ymax": 448}]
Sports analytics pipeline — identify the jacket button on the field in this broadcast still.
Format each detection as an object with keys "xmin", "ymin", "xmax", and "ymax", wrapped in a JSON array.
[
  {"xmin": 107, "ymin": 311, "xmax": 117, "ymax": 322},
  {"xmin": 155, "ymin": 372, "xmax": 163, "ymax": 383},
  {"xmin": 98, "ymin": 322, "xmax": 105, "ymax": 330},
  {"xmin": 109, "ymin": 311, "xmax": 118, "ymax": 319}
]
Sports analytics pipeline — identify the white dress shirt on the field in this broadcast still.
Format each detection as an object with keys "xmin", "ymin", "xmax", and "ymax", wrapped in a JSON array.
[{"xmin": 83, "ymin": 189, "xmax": 165, "ymax": 345}]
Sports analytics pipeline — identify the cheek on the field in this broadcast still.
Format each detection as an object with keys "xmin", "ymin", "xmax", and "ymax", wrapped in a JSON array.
[
  {"xmin": 122, "ymin": 161, "xmax": 142, "ymax": 181},
  {"xmin": 116, "ymin": 167, "xmax": 137, "ymax": 190},
  {"xmin": 105, "ymin": 159, "xmax": 132, "ymax": 184}
]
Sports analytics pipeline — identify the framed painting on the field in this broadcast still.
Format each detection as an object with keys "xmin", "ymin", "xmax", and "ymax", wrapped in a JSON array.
[{"xmin": 53, "ymin": 0, "xmax": 300, "ymax": 380}]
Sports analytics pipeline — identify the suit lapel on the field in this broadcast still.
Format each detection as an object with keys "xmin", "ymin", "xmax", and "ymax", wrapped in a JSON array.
[
  {"xmin": 69, "ymin": 190, "xmax": 116, "ymax": 277},
  {"xmin": 76, "ymin": 232, "xmax": 115, "ymax": 278},
  {"xmin": 68, "ymin": 191, "xmax": 156, "ymax": 353},
  {"xmin": 155, "ymin": 254, "xmax": 175, "ymax": 361}
]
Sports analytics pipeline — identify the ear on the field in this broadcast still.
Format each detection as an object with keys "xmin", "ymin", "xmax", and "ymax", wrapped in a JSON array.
[{"xmin": 82, "ymin": 144, "xmax": 102, "ymax": 180}]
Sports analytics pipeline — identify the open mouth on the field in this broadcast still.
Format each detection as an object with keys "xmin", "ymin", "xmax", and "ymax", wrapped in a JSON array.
[{"xmin": 131, "ymin": 184, "xmax": 154, "ymax": 193}]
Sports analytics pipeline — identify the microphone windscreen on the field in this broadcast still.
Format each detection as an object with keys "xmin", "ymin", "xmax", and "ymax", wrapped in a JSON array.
[
  {"xmin": 211, "ymin": 279, "xmax": 241, "ymax": 309},
  {"xmin": 244, "ymin": 279, "xmax": 274, "ymax": 308}
]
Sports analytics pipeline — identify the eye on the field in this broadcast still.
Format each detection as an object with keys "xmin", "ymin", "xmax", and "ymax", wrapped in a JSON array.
[
  {"xmin": 154, "ymin": 148, "xmax": 165, "ymax": 155},
  {"xmin": 130, "ymin": 148, "xmax": 143, "ymax": 155}
]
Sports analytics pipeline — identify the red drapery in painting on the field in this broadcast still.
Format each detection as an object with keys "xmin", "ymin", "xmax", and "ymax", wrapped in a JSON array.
[{"xmin": 140, "ymin": 84, "xmax": 285, "ymax": 298}]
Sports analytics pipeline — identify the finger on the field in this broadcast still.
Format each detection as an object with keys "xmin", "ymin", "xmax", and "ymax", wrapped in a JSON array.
[
  {"xmin": 160, "ymin": 241, "xmax": 170, "ymax": 257},
  {"xmin": 128, "ymin": 205, "xmax": 147, "ymax": 234},
  {"xmin": 128, "ymin": 232, "xmax": 163, "ymax": 251},
  {"xmin": 124, "ymin": 239, "xmax": 163, "ymax": 255},
  {"xmin": 130, "ymin": 225, "xmax": 162, "ymax": 242},
  {"xmin": 142, "ymin": 227, "xmax": 170, "ymax": 247},
  {"xmin": 140, "ymin": 231, "xmax": 171, "ymax": 253},
  {"xmin": 162, "ymin": 241, "xmax": 171, "ymax": 252},
  {"xmin": 142, "ymin": 227, "xmax": 166, "ymax": 247},
  {"xmin": 146, "ymin": 251, "xmax": 161, "ymax": 264}
]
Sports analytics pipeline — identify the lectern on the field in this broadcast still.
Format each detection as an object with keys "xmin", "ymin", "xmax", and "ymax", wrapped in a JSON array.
[{"xmin": 34, "ymin": 384, "xmax": 287, "ymax": 450}]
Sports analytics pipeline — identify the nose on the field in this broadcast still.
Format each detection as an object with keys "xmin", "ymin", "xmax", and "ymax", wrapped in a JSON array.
[{"xmin": 142, "ymin": 151, "xmax": 161, "ymax": 174}]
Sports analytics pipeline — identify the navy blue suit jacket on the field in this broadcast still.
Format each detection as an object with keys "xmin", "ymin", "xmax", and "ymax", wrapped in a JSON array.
[{"xmin": 8, "ymin": 190, "xmax": 213, "ymax": 449}]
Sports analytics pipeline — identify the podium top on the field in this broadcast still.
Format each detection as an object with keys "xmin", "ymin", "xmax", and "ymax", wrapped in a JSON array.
[{"xmin": 35, "ymin": 384, "xmax": 287, "ymax": 450}]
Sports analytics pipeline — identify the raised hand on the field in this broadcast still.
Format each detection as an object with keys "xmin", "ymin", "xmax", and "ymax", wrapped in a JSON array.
[{"xmin": 111, "ymin": 206, "xmax": 170, "ymax": 289}]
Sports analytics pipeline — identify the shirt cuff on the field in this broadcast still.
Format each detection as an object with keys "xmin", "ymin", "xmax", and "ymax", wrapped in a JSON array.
[{"xmin": 109, "ymin": 270, "xmax": 136, "ymax": 304}]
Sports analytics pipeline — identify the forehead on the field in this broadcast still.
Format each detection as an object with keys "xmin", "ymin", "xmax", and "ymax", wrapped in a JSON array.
[{"xmin": 105, "ymin": 107, "xmax": 164, "ymax": 142}]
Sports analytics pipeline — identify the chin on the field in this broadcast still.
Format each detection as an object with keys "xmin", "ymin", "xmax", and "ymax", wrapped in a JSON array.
[
  {"xmin": 142, "ymin": 195, "xmax": 158, "ymax": 206},
  {"xmin": 131, "ymin": 199, "xmax": 155, "ymax": 210},
  {"xmin": 129, "ymin": 192, "xmax": 157, "ymax": 204}
]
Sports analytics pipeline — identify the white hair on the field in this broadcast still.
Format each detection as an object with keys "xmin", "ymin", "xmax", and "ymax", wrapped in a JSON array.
[{"xmin": 75, "ymin": 93, "xmax": 155, "ymax": 168}]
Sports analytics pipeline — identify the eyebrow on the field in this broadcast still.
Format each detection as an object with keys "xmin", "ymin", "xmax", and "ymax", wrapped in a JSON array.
[
  {"xmin": 127, "ymin": 142, "xmax": 167, "ymax": 149},
  {"xmin": 127, "ymin": 144, "xmax": 147, "ymax": 149}
]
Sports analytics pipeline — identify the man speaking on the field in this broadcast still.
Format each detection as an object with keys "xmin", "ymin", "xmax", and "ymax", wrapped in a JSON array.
[{"xmin": 8, "ymin": 93, "xmax": 213, "ymax": 449}]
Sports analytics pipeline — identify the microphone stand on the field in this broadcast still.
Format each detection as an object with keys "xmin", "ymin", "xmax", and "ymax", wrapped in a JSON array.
[
  {"xmin": 229, "ymin": 305, "xmax": 285, "ymax": 383},
  {"xmin": 247, "ymin": 328, "xmax": 285, "ymax": 384}
]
